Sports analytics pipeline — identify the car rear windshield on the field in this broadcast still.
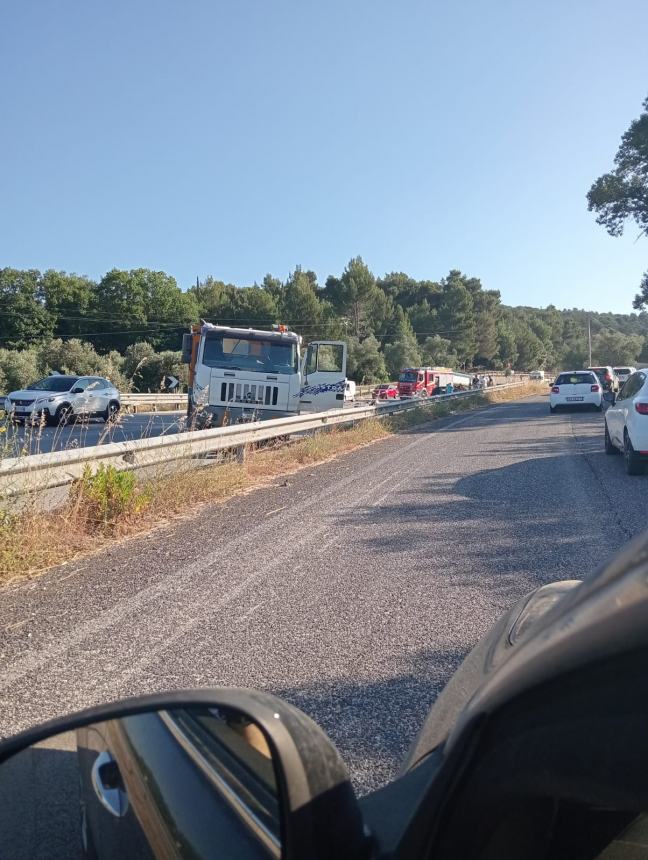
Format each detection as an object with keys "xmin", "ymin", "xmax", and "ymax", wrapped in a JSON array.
[
  {"xmin": 555, "ymin": 373, "xmax": 595, "ymax": 386},
  {"xmin": 615, "ymin": 368, "xmax": 631, "ymax": 375},
  {"xmin": 27, "ymin": 376, "xmax": 78, "ymax": 392}
]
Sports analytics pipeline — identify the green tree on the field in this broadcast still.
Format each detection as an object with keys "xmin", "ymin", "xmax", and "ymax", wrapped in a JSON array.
[
  {"xmin": 407, "ymin": 300, "xmax": 437, "ymax": 341},
  {"xmin": 437, "ymin": 271, "xmax": 476, "ymax": 367},
  {"xmin": 420, "ymin": 335, "xmax": 457, "ymax": 367},
  {"xmin": 383, "ymin": 307, "xmax": 421, "ymax": 377},
  {"xmin": 0, "ymin": 269, "xmax": 54, "ymax": 349},
  {"xmin": 0, "ymin": 347, "xmax": 40, "ymax": 391},
  {"xmin": 280, "ymin": 268, "xmax": 328, "ymax": 337},
  {"xmin": 496, "ymin": 318, "xmax": 518, "ymax": 368},
  {"xmin": 592, "ymin": 329, "xmax": 643, "ymax": 367},
  {"xmin": 190, "ymin": 277, "xmax": 238, "ymax": 320},
  {"xmin": 37, "ymin": 339, "xmax": 128, "ymax": 389},
  {"xmin": 41, "ymin": 270, "xmax": 96, "ymax": 339},
  {"xmin": 587, "ymin": 95, "xmax": 648, "ymax": 308},
  {"xmin": 473, "ymin": 289, "xmax": 501, "ymax": 364},
  {"xmin": 346, "ymin": 335, "xmax": 387, "ymax": 383},
  {"xmin": 92, "ymin": 269, "xmax": 197, "ymax": 352},
  {"xmin": 324, "ymin": 257, "xmax": 391, "ymax": 337}
]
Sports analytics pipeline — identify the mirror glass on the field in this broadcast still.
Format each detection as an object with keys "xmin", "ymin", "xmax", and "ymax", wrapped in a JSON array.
[{"xmin": 0, "ymin": 705, "xmax": 281, "ymax": 859}]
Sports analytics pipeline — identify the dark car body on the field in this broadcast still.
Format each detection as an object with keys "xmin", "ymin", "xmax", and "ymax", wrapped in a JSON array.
[
  {"xmin": 588, "ymin": 365, "xmax": 618, "ymax": 392},
  {"xmin": 77, "ymin": 707, "xmax": 280, "ymax": 859}
]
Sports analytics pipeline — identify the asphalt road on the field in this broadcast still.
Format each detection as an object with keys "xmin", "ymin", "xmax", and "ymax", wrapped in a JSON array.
[
  {"xmin": 3, "ymin": 412, "xmax": 186, "ymax": 455},
  {"xmin": 0, "ymin": 395, "xmax": 646, "ymax": 798}
]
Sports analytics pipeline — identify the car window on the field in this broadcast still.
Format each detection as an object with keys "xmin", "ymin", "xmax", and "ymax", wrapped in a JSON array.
[
  {"xmin": 555, "ymin": 373, "xmax": 596, "ymax": 385},
  {"xmin": 26, "ymin": 376, "xmax": 78, "ymax": 392},
  {"xmin": 614, "ymin": 368, "xmax": 632, "ymax": 375},
  {"xmin": 72, "ymin": 378, "xmax": 90, "ymax": 392},
  {"xmin": 618, "ymin": 373, "xmax": 644, "ymax": 401},
  {"xmin": 90, "ymin": 377, "xmax": 108, "ymax": 390}
]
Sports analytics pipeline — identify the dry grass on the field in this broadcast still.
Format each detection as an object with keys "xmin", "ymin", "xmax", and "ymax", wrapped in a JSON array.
[{"xmin": 0, "ymin": 384, "xmax": 544, "ymax": 585}]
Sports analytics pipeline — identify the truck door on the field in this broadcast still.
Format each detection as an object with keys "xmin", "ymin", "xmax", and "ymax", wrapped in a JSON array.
[{"xmin": 300, "ymin": 341, "xmax": 348, "ymax": 412}]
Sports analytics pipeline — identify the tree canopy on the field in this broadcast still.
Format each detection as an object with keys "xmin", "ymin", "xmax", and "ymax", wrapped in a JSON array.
[
  {"xmin": 2, "ymin": 259, "xmax": 648, "ymax": 390},
  {"xmin": 588, "ymin": 94, "xmax": 648, "ymax": 309}
]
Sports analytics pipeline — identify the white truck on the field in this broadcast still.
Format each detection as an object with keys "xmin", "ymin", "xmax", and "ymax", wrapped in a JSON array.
[{"xmin": 182, "ymin": 322, "xmax": 349, "ymax": 426}]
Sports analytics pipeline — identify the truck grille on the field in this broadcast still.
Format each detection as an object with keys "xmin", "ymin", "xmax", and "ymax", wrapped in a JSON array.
[{"xmin": 220, "ymin": 382, "xmax": 279, "ymax": 406}]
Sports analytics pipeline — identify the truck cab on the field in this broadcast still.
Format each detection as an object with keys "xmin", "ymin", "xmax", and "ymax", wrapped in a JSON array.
[{"xmin": 183, "ymin": 324, "xmax": 347, "ymax": 426}]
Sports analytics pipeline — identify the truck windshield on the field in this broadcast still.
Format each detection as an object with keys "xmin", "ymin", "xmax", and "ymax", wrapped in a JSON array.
[
  {"xmin": 202, "ymin": 335, "xmax": 298, "ymax": 374},
  {"xmin": 399, "ymin": 371, "xmax": 417, "ymax": 382}
]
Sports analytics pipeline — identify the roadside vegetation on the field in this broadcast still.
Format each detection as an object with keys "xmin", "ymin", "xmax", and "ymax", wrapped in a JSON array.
[
  {"xmin": 0, "ymin": 382, "xmax": 544, "ymax": 585},
  {"xmin": 3, "ymin": 259, "xmax": 648, "ymax": 397}
]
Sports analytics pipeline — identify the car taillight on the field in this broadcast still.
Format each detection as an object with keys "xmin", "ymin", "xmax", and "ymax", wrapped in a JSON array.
[
  {"xmin": 635, "ymin": 403, "xmax": 648, "ymax": 415},
  {"xmin": 552, "ymin": 386, "xmax": 560, "ymax": 393},
  {"xmin": 591, "ymin": 384, "xmax": 600, "ymax": 392}
]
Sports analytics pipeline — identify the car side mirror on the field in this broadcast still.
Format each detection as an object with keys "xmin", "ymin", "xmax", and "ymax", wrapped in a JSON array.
[
  {"xmin": 70, "ymin": 387, "xmax": 83, "ymax": 394},
  {"xmin": 0, "ymin": 689, "xmax": 367, "ymax": 860}
]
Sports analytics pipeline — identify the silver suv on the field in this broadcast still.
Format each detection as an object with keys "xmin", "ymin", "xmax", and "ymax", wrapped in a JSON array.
[{"xmin": 4, "ymin": 375, "xmax": 121, "ymax": 425}]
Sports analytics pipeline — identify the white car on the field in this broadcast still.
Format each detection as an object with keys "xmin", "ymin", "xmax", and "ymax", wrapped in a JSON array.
[
  {"xmin": 5, "ymin": 375, "xmax": 121, "ymax": 425},
  {"xmin": 549, "ymin": 371, "xmax": 603, "ymax": 413},
  {"xmin": 613, "ymin": 365, "xmax": 637, "ymax": 385},
  {"xmin": 529, "ymin": 370, "xmax": 545, "ymax": 380},
  {"xmin": 604, "ymin": 369, "xmax": 648, "ymax": 474}
]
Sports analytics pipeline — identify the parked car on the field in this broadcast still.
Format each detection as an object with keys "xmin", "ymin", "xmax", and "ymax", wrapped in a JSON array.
[
  {"xmin": 550, "ymin": 370, "xmax": 603, "ymax": 413},
  {"xmin": 613, "ymin": 365, "xmax": 637, "ymax": 385},
  {"xmin": 4, "ymin": 375, "xmax": 121, "ymax": 425},
  {"xmin": 604, "ymin": 369, "xmax": 648, "ymax": 474},
  {"xmin": 588, "ymin": 365, "xmax": 619, "ymax": 393},
  {"xmin": 529, "ymin": 369, "xmax": 545, "ymax": 380},
  {"xmin": 371, "ymin": 383, "xmax": 398, "ymax": 400}
]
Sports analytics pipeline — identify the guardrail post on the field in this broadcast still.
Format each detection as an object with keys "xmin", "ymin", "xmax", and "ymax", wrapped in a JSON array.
[{"xmin": 236, "ymin": 444, "xmax": 246, "ymax": 464}]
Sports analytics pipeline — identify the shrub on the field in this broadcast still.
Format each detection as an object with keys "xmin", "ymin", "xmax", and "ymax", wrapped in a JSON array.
[
  {"xmin": 0, "ymin": 348, "xmax": 40, "ymax": 391},
  {"xmin": 73, "ymin": 464, "xmax": 150, "ymax": 530}
]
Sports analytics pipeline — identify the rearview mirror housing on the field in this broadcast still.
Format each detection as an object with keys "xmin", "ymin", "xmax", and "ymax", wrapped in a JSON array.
[{"xmin": 0, "ymin": 689, "xmax": 367, "ymax": 860}]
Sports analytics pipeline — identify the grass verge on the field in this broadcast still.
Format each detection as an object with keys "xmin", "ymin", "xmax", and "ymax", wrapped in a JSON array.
[{"xmin": 0, "ymin": 383, "xmax": 545, "ymax": 585}]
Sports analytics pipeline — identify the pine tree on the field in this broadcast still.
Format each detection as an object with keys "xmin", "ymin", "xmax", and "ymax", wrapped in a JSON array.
[{"xmin": 383, "ymin": 307, "xmax": 421, "ymax": 377}]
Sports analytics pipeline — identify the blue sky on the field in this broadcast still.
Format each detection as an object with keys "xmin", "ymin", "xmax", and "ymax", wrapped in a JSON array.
[{"xmin": 1, "ymin": 0, "xmax": 647, "ymax": 312}]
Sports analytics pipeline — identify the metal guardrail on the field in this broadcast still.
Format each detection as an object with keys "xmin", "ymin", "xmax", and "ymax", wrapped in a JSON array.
[
  {"xmin": 120, "ymin": 393, "xmax": 187, "ymax": 412},
  {"xmin": 0, "ymin": 382, "xmax": 525, "ymax": 501}
]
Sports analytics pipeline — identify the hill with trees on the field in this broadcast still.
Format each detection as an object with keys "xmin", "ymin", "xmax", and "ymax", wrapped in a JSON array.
[{"xmin": 2, "ymin": 260, "xmax": 648, "ymax": 391}]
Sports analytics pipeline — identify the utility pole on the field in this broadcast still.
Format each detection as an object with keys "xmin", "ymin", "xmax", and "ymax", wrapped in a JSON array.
[{"xmin": 588, "ymin": 318, "xmax": 592, "ymax": 366}]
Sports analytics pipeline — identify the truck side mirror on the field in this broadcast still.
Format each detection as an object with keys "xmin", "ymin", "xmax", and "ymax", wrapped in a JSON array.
[{"xmin": 181, "ymin": 333, "xmax": 193, "ymax": 364}]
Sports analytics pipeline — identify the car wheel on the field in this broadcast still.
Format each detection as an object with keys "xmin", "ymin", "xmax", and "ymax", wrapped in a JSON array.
[
  {"xmin": 103, "ymin": 400, "xmax": 120, "ymax": 423},
  {"xmin": 604, "ymin": 423, "xmax": 619, "ymax": 455},
  {"xmin": 624, "ymin": 432, "xmax": 644, "ymax": 475},
  {"xmin": 550, "ymin": 405, "xmax": 556, "ymax": 414},
  {"xmin": 596, "ymin": 403, "xmax": 604, "ymax": 412},
  {"xmin": 55, "ymin": 404, "xmax": 73, "ymax": 426}
]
